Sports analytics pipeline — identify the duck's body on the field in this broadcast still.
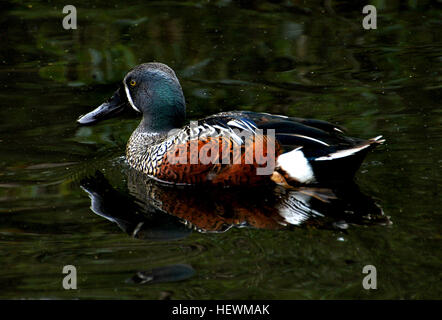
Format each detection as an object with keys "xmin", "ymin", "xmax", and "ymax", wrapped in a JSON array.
[{"xmin": 78, "ymin": 63, "xmax": 384, "ymax": 187}]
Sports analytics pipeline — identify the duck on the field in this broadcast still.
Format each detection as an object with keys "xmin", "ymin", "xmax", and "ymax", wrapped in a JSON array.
[{"xmin": 77, "ymin": 62, "xmax": 384, "ymax": 187}]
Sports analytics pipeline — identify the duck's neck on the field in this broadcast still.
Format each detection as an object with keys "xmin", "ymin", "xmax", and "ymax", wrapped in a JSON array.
[
  {"xmin": 139, "ymin": 112, "xmax": 184, "ymax": 133},
  {"xmin": 140, "ymin": 84, "xmax": 186, "ymax": 132},
  {"xmin": 126, "ymin": 106, "xmax": 185, "ymax": 173},
  {"xmin": 126, "ymin": 85, "xmax": 186, "ymax": 172}
]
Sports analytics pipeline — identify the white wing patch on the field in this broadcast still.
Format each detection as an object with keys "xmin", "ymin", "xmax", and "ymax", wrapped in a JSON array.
[{"xmin": 276, "ymin": 147, "xmax": 315, "ymax": 184}]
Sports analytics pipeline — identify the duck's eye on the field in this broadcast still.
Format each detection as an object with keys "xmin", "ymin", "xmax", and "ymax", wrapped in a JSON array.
[{"xmin": 129, "ymin": 80, "xmax": 137, "ymax": 87}]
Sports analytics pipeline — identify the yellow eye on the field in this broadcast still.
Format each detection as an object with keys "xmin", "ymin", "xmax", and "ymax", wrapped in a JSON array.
[{"xmin": 130, "ymin": 80, "xmax": 136, "ymax": 87}]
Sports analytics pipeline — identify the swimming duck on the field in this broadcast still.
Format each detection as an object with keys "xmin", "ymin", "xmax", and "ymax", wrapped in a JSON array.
[{"xmin": 77, "ymin": 62, "xmax": 384, "ymax": 187}]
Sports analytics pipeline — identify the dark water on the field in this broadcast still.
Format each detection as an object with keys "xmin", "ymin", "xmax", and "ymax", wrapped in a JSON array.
[{"xmin": 0, "ymin": 0, "xmax": 441, "ymax": 299}]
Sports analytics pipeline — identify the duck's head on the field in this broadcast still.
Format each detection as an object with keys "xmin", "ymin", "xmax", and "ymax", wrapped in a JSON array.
[{"xmin": 77, "ymin": 62, "xmax": 186, "ymax": 131}]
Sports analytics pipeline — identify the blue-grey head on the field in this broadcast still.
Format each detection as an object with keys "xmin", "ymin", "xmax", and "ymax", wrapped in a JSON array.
[{"xmin": 77, "ymin": 63, "xmax": 186, "ymax": 132}]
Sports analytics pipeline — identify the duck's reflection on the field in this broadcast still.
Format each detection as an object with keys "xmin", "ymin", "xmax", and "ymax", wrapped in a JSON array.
[
  {"xmin": 80, "ymin": 169, "xmax": 390, "ymax": 238},
  {"xmin": 80, "ymin": 169, "xmax": 389, "ymax": 288}
]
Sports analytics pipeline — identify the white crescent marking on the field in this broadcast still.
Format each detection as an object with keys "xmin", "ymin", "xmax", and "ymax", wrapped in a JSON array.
[{"xmin": 124, "ymin": 82, "xmax": 140, "ymax": 112}]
